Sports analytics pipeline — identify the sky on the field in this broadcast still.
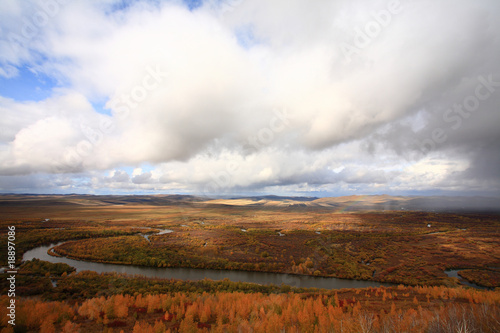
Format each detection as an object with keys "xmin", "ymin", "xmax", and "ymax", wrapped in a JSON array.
[{"xmin": 0, "ymin": 0, "xmax": 499, "ymax": 197}]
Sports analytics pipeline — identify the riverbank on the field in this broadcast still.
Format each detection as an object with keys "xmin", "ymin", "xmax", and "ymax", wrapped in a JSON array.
[{"xmin": 24, "ymin": 242, "xmax": 394, "ymax": 290}]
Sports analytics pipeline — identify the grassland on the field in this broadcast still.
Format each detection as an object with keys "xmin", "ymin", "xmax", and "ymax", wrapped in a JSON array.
[
  {"xmin": 0, "ymin": 194, "xmax": 499, "ymax": 332},
  {"xmin": 1, "ymin": 195, "xmax": 499, "ymax": 287}
]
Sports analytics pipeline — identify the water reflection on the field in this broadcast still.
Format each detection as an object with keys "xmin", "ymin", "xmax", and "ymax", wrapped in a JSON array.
[{"xmin": 24, "ymin": 242, "xmax": 393, "ymax": 290}]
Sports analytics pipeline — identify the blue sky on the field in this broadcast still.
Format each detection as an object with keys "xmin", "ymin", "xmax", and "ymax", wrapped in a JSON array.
[
  {"xmin": 0, "ymin": 0, "xmax": 499, "ymax": 197},
  {"xmin": 0, "ymin": 65, "xmax": 57, "ymax": 101}
]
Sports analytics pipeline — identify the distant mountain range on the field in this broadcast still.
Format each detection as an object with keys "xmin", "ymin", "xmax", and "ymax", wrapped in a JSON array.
[
  {"xmin": 205, "ymin": 194, "xmax": 500, "ymax": 213},
  {"xmin": 0, "ymin": 194, "xmax": 498, "ymax": 213}
]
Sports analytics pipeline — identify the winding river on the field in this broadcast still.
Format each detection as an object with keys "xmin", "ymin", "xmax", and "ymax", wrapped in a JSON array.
[
  {"xmin": 444, "ymin": 269, "xmax": 490, "ymax": 290},
  {"xmin": 23, "ymin": 229, "xmax": 489, "ymax": 290},
  {"xmin": 22, "ymin": 228, "xmax": 395, "ymax": 289}
]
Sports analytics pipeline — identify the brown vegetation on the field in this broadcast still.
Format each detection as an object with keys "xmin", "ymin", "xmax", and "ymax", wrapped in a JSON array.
[
  {"xmin": 1, "ymin": 201, "xmax": 499, "ymax": 287},
  {"xmin": 0, "ymin": 196, "xmax": 499, "ymax": 332},
  {"xmin": 458, "ymin": 269, "xmax": 500, "ymax": 288}
]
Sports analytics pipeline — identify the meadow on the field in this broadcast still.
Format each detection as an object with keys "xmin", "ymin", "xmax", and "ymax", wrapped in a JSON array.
[{"xmin": 0, "ymin": 194, "xmax": 499, "ymax": 332}]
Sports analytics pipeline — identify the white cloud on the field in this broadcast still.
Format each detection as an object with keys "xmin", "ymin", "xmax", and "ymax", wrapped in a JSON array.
[{"xmin": 0, "ymin": 0, "xmax": 499, "ymax": 196}]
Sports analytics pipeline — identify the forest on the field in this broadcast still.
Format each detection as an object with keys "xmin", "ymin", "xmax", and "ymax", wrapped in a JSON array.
[{"xmin": 0, "ymin": 281, "xmax": 499, "ymax": 332}]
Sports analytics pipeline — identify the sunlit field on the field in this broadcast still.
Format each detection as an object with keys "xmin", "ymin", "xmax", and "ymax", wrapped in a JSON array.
[{"xmin": 1, "ymin": 195, "xmax": 499, "ymax": 332}]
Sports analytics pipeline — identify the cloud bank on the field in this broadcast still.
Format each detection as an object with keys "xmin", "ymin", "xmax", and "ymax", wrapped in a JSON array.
[{"xmin": 0, "ymin": 0, "xmax": 499, "ymax": 196}]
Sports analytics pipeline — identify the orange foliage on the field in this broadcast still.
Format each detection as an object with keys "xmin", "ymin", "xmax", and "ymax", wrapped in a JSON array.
[{"xmin": 1, "ymin": 286, "xmax": 499, "ymax": 332}]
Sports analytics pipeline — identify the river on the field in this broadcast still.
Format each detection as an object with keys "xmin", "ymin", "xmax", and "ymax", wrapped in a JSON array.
[
  {"xmin": 444, "ymin": 269, "xmax": 491, "ymax": 290},
  {"xmin": 23, "ymin": 241, "xmax": 393, "ymax": 290}
]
